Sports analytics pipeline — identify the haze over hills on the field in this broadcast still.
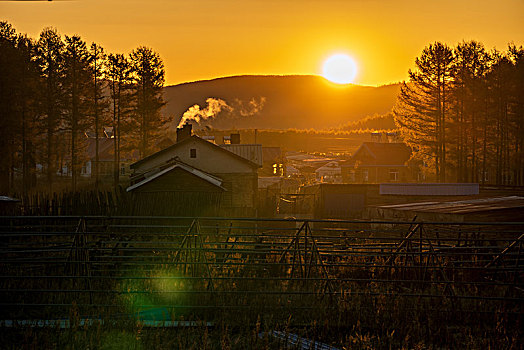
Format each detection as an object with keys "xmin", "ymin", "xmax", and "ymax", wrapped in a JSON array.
[{"xmin": 162, "ymin": 75, "xmax": 401, "ymax": 130}]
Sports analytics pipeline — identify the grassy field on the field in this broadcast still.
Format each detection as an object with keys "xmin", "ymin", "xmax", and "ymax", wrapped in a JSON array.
[{"xmin": 0, "ymin": 217, "xmax": 522, "ymax": 349}]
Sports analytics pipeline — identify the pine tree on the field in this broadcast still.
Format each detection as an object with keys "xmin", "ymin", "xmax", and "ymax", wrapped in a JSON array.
[
  {"xmin": 106, "ymin": 53, "xmax": 132, "ymax": 187},
  {"xmin": 128, "ymin": 46, "xmax": 168, "ymax": 158},
  {"xmin": 35, "ymin": 27, "xmax": 64, "ymax": 191},
  {"xmin": 0, "ymin": 23, "xmax": 36, "ymax": 193},
  {"xmin": 451, "ymin": 41, "xmax": 489, "ymax": 182},
  {"xmin": 63, "ymin": 35, "xmax": 91, "ymax": 190},
  {"xmin": 394, "ymin": 42, "xmax": 454, "ymax": 182},
  {"xmin": 89, "ymin": 42, "xmax": 107, "ymax": 188}
]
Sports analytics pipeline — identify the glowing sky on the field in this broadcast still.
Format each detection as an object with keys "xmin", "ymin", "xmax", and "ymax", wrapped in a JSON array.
[{"xmin": 1, "ymin": 0, "xmax": 523, "ymax": 86}]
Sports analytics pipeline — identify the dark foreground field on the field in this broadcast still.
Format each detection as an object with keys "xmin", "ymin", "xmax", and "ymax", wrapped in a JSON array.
[{"xmin": 1, "ymin": 216, "xmax": 522, "ymax": 349}]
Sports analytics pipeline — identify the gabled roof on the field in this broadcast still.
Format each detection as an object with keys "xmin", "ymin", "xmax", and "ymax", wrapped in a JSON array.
[
  {"xmin": 126, "ymin": 162, "xmax": 226, "ymax": 192},
  {"xmin": 86, "ymin": 138, "xmax": 114, "ymax": 161},
  {"xmin": 315, "ymin": 161, "xmax": 341, "ymax": 173},
  {"xmin": 130, "ymin": 135, "xmax": 260, "ymax": 170},
  {"xmin": 344, "ymin": 142, "xmax": 411, "ymax": 167},
  {"xmin": 85, "ymin": 137, "xmax": 139, "ymax": 162}
]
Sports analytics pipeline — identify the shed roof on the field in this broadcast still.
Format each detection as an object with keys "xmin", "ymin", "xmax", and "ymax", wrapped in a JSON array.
[
  {"xmin": 0, "ymin": 196, "xmax": 20, "ymax": 202},
  {"xmin": 220, "ymin": 144, "xmax": 263, "ymax": 166},
  {"xmin": 375, "ymin": 196, "xmax": 524, "ymax": 215},
  {"xmin": 126, "ymin": 162, "xmax": 225, "ymax": 192}
]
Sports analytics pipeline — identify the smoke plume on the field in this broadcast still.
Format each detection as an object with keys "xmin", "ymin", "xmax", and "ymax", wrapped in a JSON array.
[
  {"xmin": 177, "ymin": 96, "xmax": 266, "ymax": 128},
  {"xmin": 177, "ymin": 98, "xmax": 232, "ymax": 128}
]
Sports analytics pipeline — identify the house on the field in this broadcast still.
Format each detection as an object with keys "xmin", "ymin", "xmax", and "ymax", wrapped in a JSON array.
[
  {"xmin": 79, "ymin": 130, "xmax": 138, "ymax": 179},
  {"xmin": 260, "ymin": 147, "xmax": 286, "ymax": 177},
  {"xmin": 293, "ymin": 184, "xmax": 375, "ymax": 219},
  {"xmin": 341, "ymin": 142, "xmax": 413, "ymax": 183},
  {"xmin": 127, "ymin": 124, "xmax": 260, "ymax": 217},
  {"xmin": 315, "ymin": 161, "xmax": 341, "ymax": 183}
]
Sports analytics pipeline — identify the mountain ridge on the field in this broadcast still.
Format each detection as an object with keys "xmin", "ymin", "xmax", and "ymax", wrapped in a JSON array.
[{"xmin": 162, "ymin": 75, "xmax": 401, "ymax": 130}]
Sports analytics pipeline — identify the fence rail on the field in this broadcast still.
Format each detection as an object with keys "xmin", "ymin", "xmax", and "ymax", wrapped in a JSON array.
[{"xmin": 0, "ymin": 216, "xmax": 522, "ymax": 326}]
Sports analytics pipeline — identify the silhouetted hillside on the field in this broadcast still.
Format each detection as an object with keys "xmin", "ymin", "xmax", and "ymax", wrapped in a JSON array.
[
  {"xmin": 162, "ymin": 75, "xmax": 400, "ymax": 130},
  {"xmin": 340, "ymin": 112, "xmax": 397, "ymax": 131}
]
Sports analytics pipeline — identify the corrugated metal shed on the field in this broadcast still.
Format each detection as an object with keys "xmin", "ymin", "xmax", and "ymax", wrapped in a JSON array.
[
  {"xmin": 380, "ymin": 183, "xmax": 479, "ymax": 196},
  {"xmin": 369, "ymin": 196, "xmax": 524, "ymax": 222},
  {"xmin": 378, "ymin": 196, "xmax": 524, "ymax": 214},
  {"xmin": 220, "ymin": 144, "xmax": 263, "ymax": 167}
]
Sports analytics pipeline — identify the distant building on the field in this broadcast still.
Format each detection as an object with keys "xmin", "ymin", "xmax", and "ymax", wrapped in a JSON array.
[
  {"xmin": 341, "ymin": 142, "xmax": 413, "ymax": 183},
  {"xmin": 294, "ymin": 184, "xmax": 373, "ymax": 219},
  {"xmin": 82, "ymin": 137, "xmax": 116, "ymax": 177},
  {"xmin": 315, "ymin": 161, "xmax": 341, "ymax": 183},
  {"xmin": 128, "ymin": 124, "xmax": 260, "ymax": 217},
  {"xmin": 60, "ymin": 131, "xmax": 138, "ymax": 179},
  {"xmin": 0, "ymin": 196, "xmax": 20, "ymax": 215},
  {"xmin": 261, "ymin": 147, "xmax": 285, "ymax": 177}
]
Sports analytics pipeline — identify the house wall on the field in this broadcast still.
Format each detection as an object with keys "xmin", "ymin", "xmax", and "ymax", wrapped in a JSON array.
[
  {"xmin": 299, "ymin": 184, "xmax": 370, "ymax": 219},
  {"xmin": 218, "ymin": 173, "xmax": 258, "ymax": 216},
  {"xmin": 133, "ymin": 138, "xmax": 255, "ymax": 175},
  {"xmin": 342, "ymin": 166, "xmax": 411, "ymax": 183}
]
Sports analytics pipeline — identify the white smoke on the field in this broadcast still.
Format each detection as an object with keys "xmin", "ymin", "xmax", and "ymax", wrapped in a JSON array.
[
  {"xmin": 234, "ymin": 97, "xmax": 266, "ymax": 117},
  {"xmin": 177, "ymin": 98, "xmax": 232, "ymax": 128},
  {"xmin": 177, "ymin": 96, "xmax": 266, "ymax": 128}
]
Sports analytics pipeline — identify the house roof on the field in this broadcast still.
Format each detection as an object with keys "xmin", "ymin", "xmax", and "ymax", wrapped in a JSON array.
[
  {"xmin": 86, "ymin": 138, "xmax": 114, "ymax": 161},
  {"xmin": 126, "ymin": 162, "xmax": 226, "ymax": 192},
  {"xmin": 0, "ymin": 196, "xmax": 20, "ymax": 202},
  {"xmin": 130, "ymin": 135, "xmax": 260, "ymax": 170},
  {"xmin": 315, "ymin": 161, "xmax": 341, "ymax": 173},
  {"xmin": 221, "ymin": 144, "xmax": 263, "ymax": 167},
  {"xmin": 85, "ymin": 137, "xmax": 138, "ymax": 162},
  {"xmin": 343, "ymin": 142, "xmax": 412, "ymax": 167}
]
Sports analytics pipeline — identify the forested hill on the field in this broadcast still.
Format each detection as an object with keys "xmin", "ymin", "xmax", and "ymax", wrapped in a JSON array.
[{"xmin": 162, "ymin": 75, "xmax": 400, "ymax": 130}]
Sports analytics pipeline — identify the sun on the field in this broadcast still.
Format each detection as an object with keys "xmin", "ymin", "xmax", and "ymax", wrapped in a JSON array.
[{"xmin": 322, "ymin": 54, "xmax": 358, "ymax": 84}]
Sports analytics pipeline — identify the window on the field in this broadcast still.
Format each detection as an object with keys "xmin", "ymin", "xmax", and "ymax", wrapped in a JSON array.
[
  {"xmin": 362, "ymin": 169, "xmax": 369, "ymax": 182},
  {"xmin": 121, "ymin": 164, "xmax": 126, "ymax": 175},
  {"xmin": 349, "ymin": 170, "xmax": 355, "ymax": 182},
  {"xmin": 190, "ymin": 148, "xmax": 197, "ymax": 158},
  {"xmin": 389, "ymin": 168, "xmax": 399, "ymax": 182}
]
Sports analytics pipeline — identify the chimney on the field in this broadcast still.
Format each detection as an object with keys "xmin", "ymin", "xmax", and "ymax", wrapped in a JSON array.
[
  {"xmin": 230, "ymin": 133, "xmax": 240, "ymax": 144},
  {"xmin": 371, "ymin": 132, "xmax": 382, "ymax": 143},
  {"xmin": 386, "ymin": 132, "xmax": 398, "ymax": 143},
  {"xmin": 177, "ymin": 123, "xmax": 192, "ymax": 143}
]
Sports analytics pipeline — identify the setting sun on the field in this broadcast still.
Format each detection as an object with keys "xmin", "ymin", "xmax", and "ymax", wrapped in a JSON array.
[{"xmin": 322, "ymin": 54, "xmax": 358, "ymax": 84}]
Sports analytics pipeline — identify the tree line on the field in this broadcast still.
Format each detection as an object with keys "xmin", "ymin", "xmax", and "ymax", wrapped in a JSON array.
[
  {"xmin": 0, "ymin": 22, "xmax": 170, "ymax": 194},
  {"xmin": 395, "ymin": 41, "xmax": 524, "ymax": 185}
]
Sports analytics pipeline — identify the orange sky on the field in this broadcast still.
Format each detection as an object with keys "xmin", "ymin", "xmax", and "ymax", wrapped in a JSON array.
[{"xmin": 2, "ymin": 0, "xmax": 523, "ymax": 87}]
